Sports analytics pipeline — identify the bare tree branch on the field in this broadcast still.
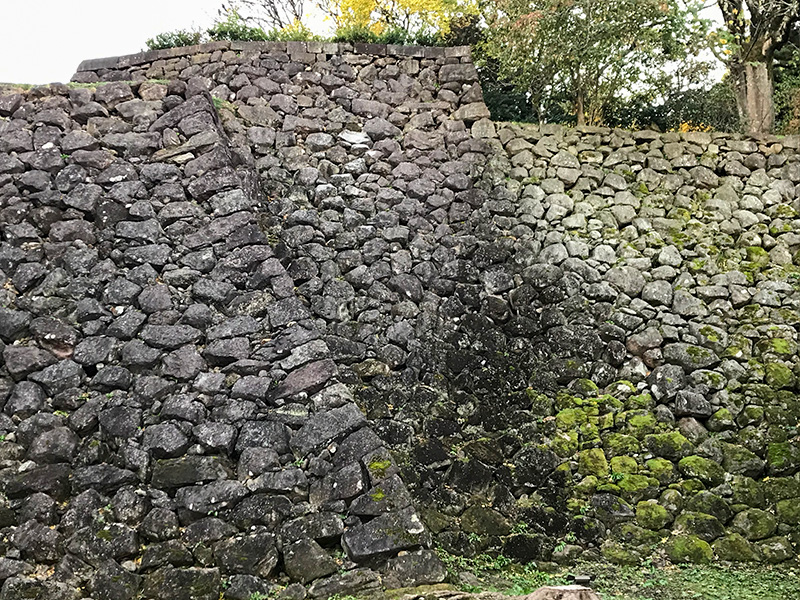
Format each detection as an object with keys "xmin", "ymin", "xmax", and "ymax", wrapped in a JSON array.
[{"xmin": 228, "ymin": 0, "xmax": 305, "ymax": 29}]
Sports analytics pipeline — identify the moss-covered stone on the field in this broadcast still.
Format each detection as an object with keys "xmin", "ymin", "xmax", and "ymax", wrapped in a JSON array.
[
  {"xmin": 578, "ymin": 448, "xmax": 609, "ymax": 477},
  {"xmin": 601, "ymin": 541, "xmax": 641, "ymax": 565},
  {"xmin": 614, "ymin": 522, "xmax": 662, "ymax": 547},
  {"xmin": 610, "ymin": 456, "xmax": 638, "ymax": 474},
  {"xmin": 551, "ymin": 430, "xmax": 579, "ymax": 458},
  {"xmin": 659, "ymin": 489, "xmax": 683, "ymax": 514},
  {"xmin": 579, "ymin": 422, "xmax": 601, "ymax": 447},
  {"xmin": 595, "ymin": 412, "xmax": 613, "ymax": 431},
  {"xmin": 745, "ymin": 246, "xmax": 770, "ymax": 268},
  {"xmin": 528, "ymin": 390, "xmax": 555, "ymax": 416},
  {"xmin": 597, "ymin": 394, "xmax": 625, "ymax": 413},
  {"xmin": 555, "ymin": 462, "xmax": 572, "ymax": 478},
  {"xmin": 626, "ymin": 393, "xmax": 655, "ymax": 410},
  {"xmin": 616, "ymin": 474, "xmax": 659, "ymax": 501},
  {"xmin": 684, "ymin": 491, "xmax": 730, "ymax": 523},
  {"xmin": 665, "ymin": 534, "xmax": 713, "ymax": 564},
  {"xmin": 555, "ymin": 407, "xmax": 588, "ymax": 430},
  {"xmin": 460, "ymin": 506, "xmax": 511, "ymax": 536},
  {"xmin": 765, "ymin": 362, "xmax": 796, "ymax": 389},
  {"xmin": 645, "ymin": 458, "xmax": 676, "ymax": 484},
  {"xmin": 622, "ymin": 411, "xmax": 658, "ymax": 438},
  {"xmin": 596, "ymin": 482, "xmax": 622, "ymax": 494},
  {"xmin": 674, "ymin": 511, "xmax": 725, "ymax": 542},
  {"xmin": 678, "ymin": 455, "xmax": 725, "ymax": 486},
  {"xmin": 730, "ymin": 508, "xmax": 777, "ymax": 541},
  {"xmin": 713, "ymin": 533, "xmax": 758, "ymax": 562},
  {"xmin": 763, "ymin": 476, "xmax": 800, "ymax": 503},
  {"xmin": 645, "ymin": 432, "xmax": 694, "ymax": 461},
  {"xmin": 672, "ymin": 479, "xmax": 706, "ymax": 494},
  {"xmin": 721, "ymin": 443, "xmax": 765, "ymax": 478},
  {"xmin": 755, "ymin": 337, "xmax": 797, "ymax": 357},
  {"xmin": 419, "ymin": 508, "xmax": 452, "ymax": 534},
  {"xmin": 730, "ymin": 474, "xmax": 765, "ymax": 508},
  {"xmin": 736, "ymin": 405, "xmax": 764, "ymax": 428},
  {"xmin": 707, "ymin": 408, "xmax": 735, "ymax": 431},
  {"xmin": 636, "ymin": 500, "xmax": 672, "ymax": 530},
  {"xmin": 604, "ymin": 433, "xmax": 641, "ymax": 456},
  {"xmin": 755, "ymin": 536, "xmax": 794, "ymax": 563},
  {"xmin": 766, "ymin": 441, "xmax": 800, "ymax": 476},
  {"xmin": 571, "ymin": 378, "xmax": 599, "ymax": 397},
  {"xmin": 574, "ymin": 475, "xmax": 598, "ymax": 496},
  {"xmin": 764, "ymin": 406, "xmax": 796, "ymax": 429},
  {"xmin": 776, "ymin": 498, "xmax": 800, "ymax": 525}
]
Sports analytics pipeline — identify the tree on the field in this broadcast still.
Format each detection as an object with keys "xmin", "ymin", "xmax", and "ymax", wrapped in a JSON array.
[
  {"xmin": 483, "ymin": 0, "xmax": 706, "ymax": 126},
  {"xmin": 321, "ymin": 0, "xmax": 476, "ymax": 39},
  {"xmin": 713, "ymin": 0, "xmax": 800, "ymax": 135},
  {"xmin": 220, "ymin": 0, "xmax": 305, "ymax": 30}
]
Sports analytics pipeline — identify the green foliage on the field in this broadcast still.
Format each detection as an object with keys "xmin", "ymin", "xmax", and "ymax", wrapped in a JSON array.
[
  {"xmin": 333, "ymin": 24, "xmax": 413, "ymax": 44},
  {"xmin": 483, "ymin": 0, "xmax": 709, "ymax": 125},
  {"xmin": 264, "ymin": 21, "xmax": 323, "ymax": 41},
  {"xmin": 145, "ymin": 29, "xmax": 203, "ymax": 50},
  {"xmin": 145, "ymin": 9, "xmax": 323, "ymax": 50},
  {"xmin": 332, "ymin": 23, "xmax": 447, "ymax": 45},
  {"xmin": 481, "ymin": 80, "xmax": 537, "ymax": 122},
  {"xmin": 602, "ymin": 81, "xmax": 740, "ymax": 132},
  {"xmin": 212, "ymin": 97, "xmax": 236, "ymax": 112},
  {"xmin": 774, "ymin": 43, "xmax": 800, "ymax": 133},
  {"xmin": 324, "ymin": 0, "xmax": 475, "ymax": 43},
  {"xmin": 208, "ymin": 8, "xmax": 270, "ymax": 41},
  {"xmin": 440, "ymin": 556, "xmax": 799, "ymax": 600}
]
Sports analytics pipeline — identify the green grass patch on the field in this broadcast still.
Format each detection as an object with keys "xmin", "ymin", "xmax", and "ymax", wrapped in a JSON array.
[{"xmin": 437, "ymin": 555, "xmax": 799, "ymax": 600}]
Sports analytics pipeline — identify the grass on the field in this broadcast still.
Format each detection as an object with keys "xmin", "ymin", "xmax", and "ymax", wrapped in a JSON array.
[
  {"xmin": 1, "ymin": 79, "xmax": 171, "ymax": 92},
  {"xmin": 437, "ymin": 554, "xmax": 799, "ymax": 600},
  {"xmin": 0, "ymin": 82, "xmax": 35, "ymax": 90}
]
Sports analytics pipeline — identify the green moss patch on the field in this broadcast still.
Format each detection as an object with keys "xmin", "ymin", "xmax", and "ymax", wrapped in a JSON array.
[
  {"xmin": 665, "ymin": 534, "xmax": 713, "ymax": 563},
  {"xmin": 636, "ymin": 500, "xmax": 672, "ymax": 530},
  {"xmin": 578, "ymin": 448, "xmax": 609, "ymax": 477}
]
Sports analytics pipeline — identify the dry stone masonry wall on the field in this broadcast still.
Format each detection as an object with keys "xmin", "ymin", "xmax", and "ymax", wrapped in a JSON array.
[{"xmin": 0, "ymin": 39, "xmax": 798, "ymax": 599}]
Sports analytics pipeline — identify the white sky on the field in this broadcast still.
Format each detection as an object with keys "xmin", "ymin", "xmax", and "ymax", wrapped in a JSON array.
[{"xmin": 0, "ymin": 1, "xmax": 223, "ymax": 84}]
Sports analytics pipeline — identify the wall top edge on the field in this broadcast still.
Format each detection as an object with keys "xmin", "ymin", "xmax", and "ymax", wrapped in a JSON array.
[{"xmin": 74, "ymin": 41, "xmax": 473, "ymax": 73}]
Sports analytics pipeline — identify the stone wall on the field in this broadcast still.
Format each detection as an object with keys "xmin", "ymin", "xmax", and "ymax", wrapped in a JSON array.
[
  {"xmin": 71, "ymin": 40, "xmax": 475, "ymax": 84},
  {"xmin": 0, "ymin": 40, "xmax": 798, "ymax": 600}
]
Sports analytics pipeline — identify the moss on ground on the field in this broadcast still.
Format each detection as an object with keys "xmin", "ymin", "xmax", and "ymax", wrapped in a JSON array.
[{"xmin": 436, "ymin": 554, "xmax": 799, "ymax": 600}]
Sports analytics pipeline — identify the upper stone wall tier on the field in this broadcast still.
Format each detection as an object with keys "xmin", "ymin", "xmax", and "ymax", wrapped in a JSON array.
[{"xmin": 72, "ymin": 41, "xmax": 474, "ymax": 84}]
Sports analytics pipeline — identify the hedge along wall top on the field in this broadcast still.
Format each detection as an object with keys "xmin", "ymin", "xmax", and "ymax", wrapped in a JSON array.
[{"xmin": 0, "ymin": 39, "xmax": 799, "ymax": 600}]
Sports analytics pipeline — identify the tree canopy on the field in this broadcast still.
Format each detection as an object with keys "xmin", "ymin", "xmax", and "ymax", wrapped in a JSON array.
[{"xmin": 483, "ymin": 0, "xmax": 709, "ymax": 126}]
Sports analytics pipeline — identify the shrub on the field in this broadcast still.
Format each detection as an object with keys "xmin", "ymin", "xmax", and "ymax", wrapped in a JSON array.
[
  {"xmin": 333, "ymin": 25, "xmax": 406, "ymax": 44},
  {"xmin": 207, "ymin": 8, "xmax": 269, "ymax": 42},
  {"xmin": 332, "ymin": 24, "xmax": 444, "ymax": 46},
  {"xmin": 264, "ymin": 21, "xmax": 323, "ymax": 42},
  {"xmin": 145, "ymin": 29, "xmax": 204, "ymax": 51},
  {"xmin": 774, "ymin": 43, "xmax": 800, "ymax": 133},
  {"xmin": 602, "ymin": 83, "xmax": 740, "ymax": 132}
]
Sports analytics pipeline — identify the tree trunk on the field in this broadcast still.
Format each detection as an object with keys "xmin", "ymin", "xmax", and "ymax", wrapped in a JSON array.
[
  {"xmin": 575, "ymin": 89, "xmax": 586, "ymax": 127},
  {"xmin": 731, "ymin": 58, "xmax": 774, "ymax": 136}
]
